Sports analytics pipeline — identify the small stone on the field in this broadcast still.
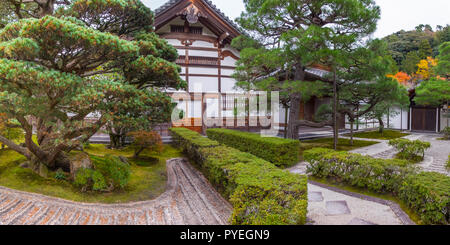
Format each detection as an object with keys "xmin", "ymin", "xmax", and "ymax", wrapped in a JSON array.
[
  {"xmin": 308, "ymin": 191, "xmax": 324, "ymax": 202},
  {"xmin": 38, "ymin": 164, "xmax": 49, "ymax": 178},
  {"xmin": 326, "ymin": 200, "xmax": 351, "ymax": 216},
  {"xmin": 69, "ymin": 152, "xmax": 93, "ymax": 178}
]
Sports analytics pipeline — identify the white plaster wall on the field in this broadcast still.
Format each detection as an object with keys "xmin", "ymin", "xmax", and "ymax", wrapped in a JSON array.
[
  {"xmin": 344, "ymin": 106, "xmax": 409, "ymax": 130},
  {"xmin": 189, "ymin": 50, "xmax": 218, "ymax": 58},
  {"xmin": 441, "ymin": 109, "xmax": 450, "ymax": 131},
  {"xmin": 222, "ymin": 56, "xmax": 237, "ymax": 66},
  {"xmin": 387, "ymin": 107, "xmax": 409, "ymax": 130},
  {"xmin": 189, "ymin": 76, "xmax": 218, "ymax": 92},
  {"xmin": 191, "ymin": 40, "xmax": 216, "ymax": 48},
  {"xmin": 205, "ymin": 98, "xmax": 220, "ymax": 117},
  {"xmin": 221, "ymin": 77, "xmax": 238, "ymax": 93},
  {"xmin": 188, "ymin": 100, "xmax": 202, "ymax": 118},
  {"xmin": 177, "ymin": 49, "xmax": 185, "ymax": 56},
  {"xmin": 188, "ymin": 67, "xmax": 218, "ymax": 75},
  {"xmin": 166, "ymin": 39, "xmax": 182, "ymax": 46},
  {"xmin": 221, "ymin": 68, "xmax": 235, "ymax": 76}
]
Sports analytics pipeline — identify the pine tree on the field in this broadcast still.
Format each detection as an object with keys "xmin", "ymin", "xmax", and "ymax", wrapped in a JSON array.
[
  {"xmin": 0, "ymin": 0, "xmax": 184, "ymax": 174},
  {"xmin": 234, "ymin": 0, "xmax": 381, "ymax": 139},
  {"xmin": 418, "ymin": 39, "xmax": 433, "ymax": 59},
  {"xmin": 402, "ymin": 51, "xmax": 421, "ymax": 74}
]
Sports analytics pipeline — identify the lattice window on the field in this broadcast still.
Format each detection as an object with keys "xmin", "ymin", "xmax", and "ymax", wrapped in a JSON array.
[
  {"xmin": 222, "ymin": 95, "xmax": 235, "ymax": 110},
  {"xmin": 188, "ymin": 56, "xmax": 218, "ymax": 65},
  {"xmin": 170, "ymin": 25, "xmax": 203, "ymax": 35},
  {"xmin": 176, "ymin": 56, "xmax": 218, "ymax": 66}
]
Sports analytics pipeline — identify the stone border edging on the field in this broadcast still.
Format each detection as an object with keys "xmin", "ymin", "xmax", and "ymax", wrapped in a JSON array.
[{"xmin": 308, "ymin": 180, "xmax": 416, "ymax": 225}]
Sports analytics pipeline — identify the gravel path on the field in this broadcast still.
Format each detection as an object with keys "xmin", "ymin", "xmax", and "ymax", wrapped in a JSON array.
[{"xmin": 0, "ymin": 158, "xmax": 232, "ymax": 225}]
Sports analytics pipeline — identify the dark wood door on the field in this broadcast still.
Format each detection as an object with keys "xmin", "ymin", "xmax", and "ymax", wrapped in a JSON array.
[{"xmin": 411, "ymin": 108, "xmax": 436, "ymax": 131}]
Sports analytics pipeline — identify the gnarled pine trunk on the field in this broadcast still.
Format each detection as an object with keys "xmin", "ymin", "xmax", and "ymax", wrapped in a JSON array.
[
  {"xmin": 378, "ymin": 116, "xmax": 384, "ymax": 134},
  {"xmin": 287, "ymin": 63, "xmax": 305, "ymax": 139}
]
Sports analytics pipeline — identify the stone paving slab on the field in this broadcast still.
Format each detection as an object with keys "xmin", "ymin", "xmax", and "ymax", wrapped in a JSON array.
[
  {"xmin": 307, "ymin": 183, "xmax": 406, "ymax": 225},
  {"xmin": 0, "ymin": 158, "xmax": 232, "ymax": 225}
]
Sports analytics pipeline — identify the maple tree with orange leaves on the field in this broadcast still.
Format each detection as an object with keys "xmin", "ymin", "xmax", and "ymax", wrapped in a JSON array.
[{"xmin": 387, "ymin": 72, "xmax": 412, "ymax": 85}]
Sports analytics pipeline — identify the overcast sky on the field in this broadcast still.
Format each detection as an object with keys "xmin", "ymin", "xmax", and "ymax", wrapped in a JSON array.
[{"xmin": 142, "ymin": 0, "xmax": 450, "ymax": 38}]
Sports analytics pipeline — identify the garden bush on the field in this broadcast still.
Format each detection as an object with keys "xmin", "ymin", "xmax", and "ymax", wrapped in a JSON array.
[
  {"xmin": 388, "ymin": 138, "xmax": 431, "ymax": 162},
  {"xmin": 399, "ymin": 172, "xmax": 450, "ymax": 224},
  {"xmin": 74, "ymin": 155, "xmax": 131, "ymax": 192},
  {"xmin": 442, "ymin": 126, "xmax": 450, "ymax": 140},
  {"xmin": 169, "ymin": 128, "xmax": 308, "ymax": 225},
  {"xmin": 128, "ymin": 131, "xmax": 163, "ymax": 158},
  {"xmin": 74, "ymin": 168, "xmax": 107, "ymax": 192},
  {"xmin": 93, "ymin": 155, "xmax": 131, "ymax": 189},
  {"xmin": 304, "ymin": 148, "xmax": 414, "ymax": 193},
  {"xmin": 447, "ymin": 155, "xmax": 450, "ymax": 170},
  {"xmin": 206, "ymin": 128, "xmax": 300, "ymax": 167}
]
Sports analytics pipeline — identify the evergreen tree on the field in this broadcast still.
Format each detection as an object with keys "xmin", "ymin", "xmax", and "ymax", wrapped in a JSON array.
[
  {"xmin": 418, "ymin": 39, "xmax": 433, "ymax": 59},
  {"xmin": 337, "ymin": 40, "xmax": 409, "ymax": 142},
  {"xmin": 402, "ymin": 51, "xmax": 421, "ymax": 74},
  {"xmin": 0, "ymin": 0, "xmax": 184, "ymax": 174},
  {"xmin": 234, "ymin": 0, "xmax": 380, "ymax": 139},
  {"xmin": 434, "ymin": 42, "xmax": 450, "ymax": 78}
]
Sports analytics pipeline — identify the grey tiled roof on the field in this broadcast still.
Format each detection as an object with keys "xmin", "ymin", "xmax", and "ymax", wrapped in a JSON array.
[
  {"xmin": 154, "ymin": 0, "xmax": 243, "ymax": 34},
  {"xmin": 305, "ymin": 68, "xmax": 332, "ymax": 80}
]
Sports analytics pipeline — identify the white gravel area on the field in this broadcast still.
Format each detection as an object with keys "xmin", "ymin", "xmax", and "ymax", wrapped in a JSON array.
[{"xmin": 307, "ymin": 184, "xmax": 404, "ymax": 225}]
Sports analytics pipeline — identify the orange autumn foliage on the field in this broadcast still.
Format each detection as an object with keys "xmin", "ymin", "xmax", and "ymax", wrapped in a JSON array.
[{"xmin": 387, "ymin": 72, "xmax": 411, "ymax": 85}]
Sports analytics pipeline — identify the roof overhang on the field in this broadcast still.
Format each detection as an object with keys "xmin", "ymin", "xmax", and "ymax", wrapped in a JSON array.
[{"xmin": 154, "ymin": 0, "xmax": 242, "ymax": 45}]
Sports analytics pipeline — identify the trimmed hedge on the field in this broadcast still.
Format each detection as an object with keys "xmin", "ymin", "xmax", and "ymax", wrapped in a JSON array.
[
  {"xmin": 304, "ymin": 148, "xmax": 450, "ymax": 225},
  {"xmin": 170, "ymin": 127, "xmax": 220, "ymax": 162},
  {"xmin": 206, "ymin": 128, "xmax": 300, "ymax": 167},
  {"xmin": 399, "ymin": 172, "xmax": 450, "ymax": 224},
  {"xmin": 304, "ymin": 148, "xmax": 414, "ymax": 193},
  {"xmin": 170, "ymin": 128, "xmax": 308, "ymax": 225}
]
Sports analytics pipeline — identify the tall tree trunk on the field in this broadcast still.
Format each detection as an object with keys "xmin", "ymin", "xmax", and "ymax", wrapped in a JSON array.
[
  {"xmin": 378, "ymin": 116, "xmax": 384, "ymax": 134},
  {"xmin": 350, "ymin": 120, "xmax": 354, "ymax": 146},
  {"xmin": 332, "ymin": 66, "xmax": 338, "ymax": 150},
  {"xmin": 133, "ymin": 147, "xmax": 145, "ymax": 158},
  {"xmin": 287, "ymin": 63, "xmax": 305, "ymax": 139},
  {"xmin": 107, "ymin": 124, "xmax": 127, "ymax": 149},
  {"xmin": 284, "ymin": 105, "xmax": 288, "ymax": 138}
]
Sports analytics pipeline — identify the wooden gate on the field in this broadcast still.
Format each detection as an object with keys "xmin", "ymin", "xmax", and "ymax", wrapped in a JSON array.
[{"xmin": 411, "ymin": 107, "xmax": 436, "ymax": 131}]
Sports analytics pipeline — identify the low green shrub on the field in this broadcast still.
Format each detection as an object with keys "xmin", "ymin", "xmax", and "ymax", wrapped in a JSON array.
[
  {"xmin": 388, "ymin": 138, "xmax": 431, "ymax": 162},
  {"xmin": 206, "ymin": 128, "xmax": 300, "ymax": 167},
  {"xmin": 169, "ymin": 128, "xmax": 308, "ymax": 225},
  {"xmin": 93, "ymin": 155, "xmax": 131, "ymax": 189},
  {"xmin": 443, "ymin": 127, "xmax": 450, "ymax": 140},
  {"xmin": 74, "ymin": 168, "xmax": 107, "ymax": 192},
  {"xmin": 75, "ymin": 155, "xmax": 131, "ymax": 192},
  {"xmin": 447, "ymin": 155, "xmax": 450, "ymax": 170},
  {"xmin": 399, "ymin": 172, "xmax": 450, "ymax": 224},
  {"xmin": 304, "ymin": 148, "xmax": 414, "ymax": 193},
  {"xmin": 54, "ymin": 168, "xmax": 67, "ymax": 180}
]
